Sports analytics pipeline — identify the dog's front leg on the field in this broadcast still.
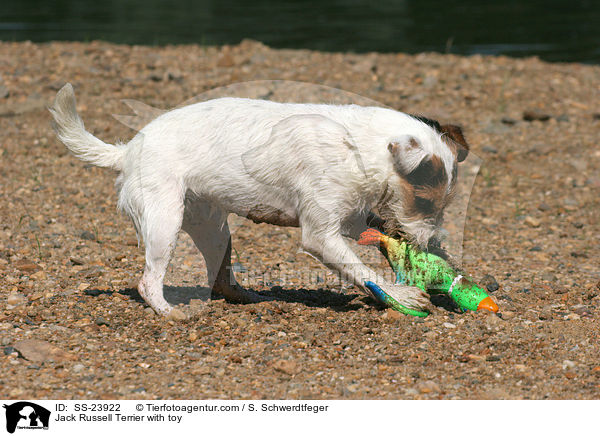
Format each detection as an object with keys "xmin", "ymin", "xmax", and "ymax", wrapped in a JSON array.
[{"xmin": 301, "ymin": 227, "xmax": 430, "ymax": 311}]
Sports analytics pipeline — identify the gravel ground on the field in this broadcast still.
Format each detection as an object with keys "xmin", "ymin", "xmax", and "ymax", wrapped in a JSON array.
[{"xmin": 0, "ymin": 40, "xmax": 599, "ymax": 400}]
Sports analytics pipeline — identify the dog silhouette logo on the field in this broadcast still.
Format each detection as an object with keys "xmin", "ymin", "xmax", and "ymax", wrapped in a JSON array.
[{"xmin": 3, "ymin": 402, "xmax": 50, "ymax": 433}]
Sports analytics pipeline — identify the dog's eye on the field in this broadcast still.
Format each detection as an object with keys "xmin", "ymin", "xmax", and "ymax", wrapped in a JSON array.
[{"xmin": 414, "ymin": 196, "xmax": 434, "ymax": 215}]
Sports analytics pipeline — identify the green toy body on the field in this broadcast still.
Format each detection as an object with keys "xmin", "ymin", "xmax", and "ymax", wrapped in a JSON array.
[{"xmin": 359, "ymin": 229, "xmax": 498, "ymax": 316}]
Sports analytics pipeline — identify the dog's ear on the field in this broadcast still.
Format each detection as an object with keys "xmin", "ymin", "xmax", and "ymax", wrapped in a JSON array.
[
  {"xmin": 440, "ymin": 124, "xmax": 469, "ymax": 162},
  {"xmin": 388, "ymin": 136, "xmax": 429, "ymax": 175}
]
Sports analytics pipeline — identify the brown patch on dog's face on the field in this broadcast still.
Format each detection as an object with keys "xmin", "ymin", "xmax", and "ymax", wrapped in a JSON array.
[
  {"xmin": 441, "ymin": 124, "xmax": 469, "ymax": 162},
  {"xmin": 398, "ymin": 154, "xmax": 454, "ymax": 223},
  {"xmin": 410, "ymin": 115, "xmax": 470, "ymax": 162}
]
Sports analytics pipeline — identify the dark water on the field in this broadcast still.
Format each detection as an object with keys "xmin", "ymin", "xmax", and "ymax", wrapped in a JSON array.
[{"xmin": 2, "ymin": 0, "xmax": 600, "ymax": 64}]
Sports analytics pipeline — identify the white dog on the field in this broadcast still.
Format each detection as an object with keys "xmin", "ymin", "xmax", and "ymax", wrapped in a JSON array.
[{"xmin": 50, "ymin": 83, "xmax": 469, "ymax": 317}]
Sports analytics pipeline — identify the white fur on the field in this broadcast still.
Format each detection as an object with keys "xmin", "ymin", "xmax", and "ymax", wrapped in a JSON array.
[{"xmin": 50, "ymin": 83, "xmax": 457, "ymax": 316}]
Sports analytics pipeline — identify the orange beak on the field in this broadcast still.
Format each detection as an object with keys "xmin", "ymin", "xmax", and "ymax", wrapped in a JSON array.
[{"xmin": 477, "ymin": 296, "xmax": 499, "ymax": 313}]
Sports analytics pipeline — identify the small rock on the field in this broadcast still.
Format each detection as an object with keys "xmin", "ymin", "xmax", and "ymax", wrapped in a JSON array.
[
  {"xmin": 443, "ymin": 322, "xmax": 456, "ymax": 329},
  {"xmin": 423, "ymin": 330, "xmax": 438, "ymax": 339},
  {"xmin": 7, "ymin": 292, "xmax": 26, "ymax": 306},
  {"xmin": 481, "ymin": 145, "xmax": 498, "ymax": 154},
  {"xmin": 80, "ymin": 230, "xmax": 96, "ymax": 241},
  {"xmin": 167, "ymin": 308, "xmax": 187, "ymax": 321},
  {"xmin": 538, "ymin": 202, "xmax": 551, "ymax": 211},
  {"xmin": 480, "ymin": 274, "xmax": 499, "ymax": 292},
  {"xmin": 500, "ymin": 117, "xmax": 517, "ymax": 125},
  {"xmin": 30, "ymin": 270, "xmax": 46, "ymax": 281},
  {"xmin": 72, "ymin": 363, "xmax": 85, "ymax": 373},
  {"xmin": 95, "ymin": 316, "xmax": 109, "ymax": 327},
  {"xmin": 14, "ymin": 259, "xmax": 41, "ymax": 273},
  {"xmin": 539, "ymin": 307, "xmax": 553, "ymax": 320},
  {"xmin": 571, "ymin": 305, "xmax": 592, "ymax": 316},
  {"xmin": 188, "ymin": 331, "xmax": 198, "ymax": 342},
  {"xmin": 562, "ymin": 360, "xmax": 576, "ymax": 369},
  {"xmin": 382, "ymin": 308, "xmax": 403, "ymax": 322},
  {"xmin": 14, "ymin": 339, "xmax": 76, "ymax": 362},
  {"xmin": 484, "ymin": 312, "xmax": 504, "ymax": 329},
  {"xmin": 28, "ymin": 292, "xmax": 44, "ymax": 301},
  {"xmin": 523, "ymin": 110, "xmax": 551, "ymax": 122},
  {"xmin": 417, "ymin": 380, "xmax": 441, "ymax": 394},
  {"xmin": 524, "ymin": 216, "xmax": 541, "ymax": 228},
  {"xmin": 69, "ymin": 256, "xmax": 85, "ymax": 265},
  {"xmin": 272, "ymin": 359, "xmax": 299, "ymax": 376}
]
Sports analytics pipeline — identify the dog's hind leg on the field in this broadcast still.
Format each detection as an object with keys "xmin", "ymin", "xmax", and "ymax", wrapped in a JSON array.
[
  {"xmin": 136, "ymin": 191, "xmax": 184, "ymax": 316},
  {"xmin": 182, "ymin": 202, "xmax": 264, "ymax": 304}
]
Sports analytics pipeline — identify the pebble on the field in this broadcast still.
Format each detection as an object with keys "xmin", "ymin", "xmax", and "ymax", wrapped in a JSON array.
[
  {"xmin": 272, "ymin": 359, "xmax": 299, "ymax": 376},
  {"xmin": 167, "ymin": 308, "xmax": 187, "ymax": 321},
  {"xmin": 571, "ymin": 305, "xmax": 592, "ymax": 316},
  {"xmin": 14, "ymin": 259, "xmax": 41, "ymax": 273},
  {"xmin": 14, "ymin": 339, "xmax": 76, "ymax": 362},
  {"xmin": 481, "ymin": 145, "xmax": 498, "ymax": 154},
  {"xmin": 80, "ymin": 230, "xmax": 97, "ymax": 241},
  {"xmin": 423, "ymin": 330, "xmax": 438, "ymax": 339},
  {"xmin": 382, "ymin": 308, "xmax": 404, "ymax": 322},
  {"xmin": 500, "ymin": 117, "xmax": 517, "ymax": 125},
  {"xmin": 523, "ymin": 110, "xmax": 551, "ymax": 122},
  {"xmin": 524, "ymin": 216, "xmax": 541, "ymax": 228},
  {"xmin": 7, "ymin": 292, "xmax": 26, "ymax": 306},
  {"xmin": 417, "ymin": 380, "xmax": 441, "ymax": 394},
  {"xmin": 72, "ymin": 363, "xmax": 85, "ymax": 373},
  {"xmin": 443, "ymin": 322, "xmax": 456, "ymax": 329},
  {"xmin": 95, "ymin": 316, "xmax": 110, "ymax": 327},
  {"xmin": 480, "ymin": 274, "xmax": 499, "ymax": 292}
]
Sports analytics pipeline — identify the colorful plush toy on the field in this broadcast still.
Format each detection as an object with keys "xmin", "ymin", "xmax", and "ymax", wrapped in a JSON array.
[{"xmin": 358, "ymin": 228, "xmax": 498, "ymax": 317}]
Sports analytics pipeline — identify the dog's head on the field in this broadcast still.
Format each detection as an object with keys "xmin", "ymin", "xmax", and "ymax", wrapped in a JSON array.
[{"xmin": 378, "ymin": 116, "xmax": 469, "ymax": 248}]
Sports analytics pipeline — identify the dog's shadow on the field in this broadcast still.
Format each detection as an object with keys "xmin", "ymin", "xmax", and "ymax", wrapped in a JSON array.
[{"xmin": 84, "ymin": 285, "xmax": 459, "ymax": 313}]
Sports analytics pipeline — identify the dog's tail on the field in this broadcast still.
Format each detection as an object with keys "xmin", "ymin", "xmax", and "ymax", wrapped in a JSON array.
[{"xmin": 49, "ymin": 83, "xmax": 125, "ymax": 171}]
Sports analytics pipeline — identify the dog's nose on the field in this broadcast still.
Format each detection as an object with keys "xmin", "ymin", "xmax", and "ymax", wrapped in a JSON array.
[{"xmin": 477, "ymin": 296, "xmax": 499, "ymax": 313}]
